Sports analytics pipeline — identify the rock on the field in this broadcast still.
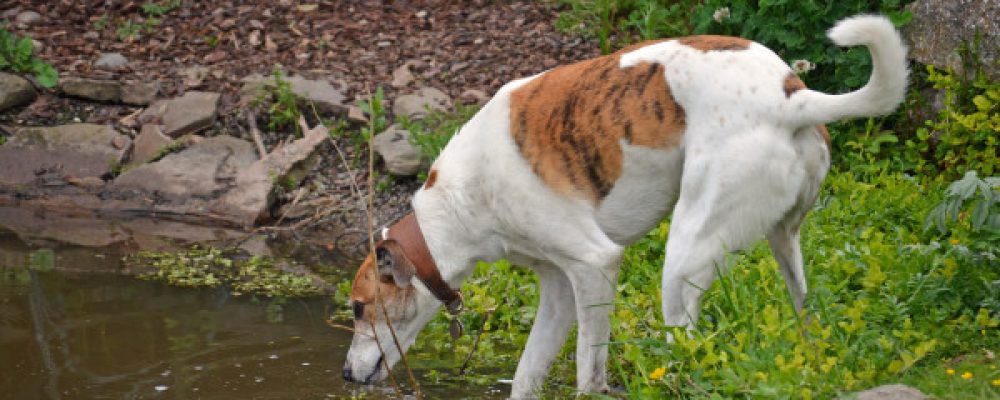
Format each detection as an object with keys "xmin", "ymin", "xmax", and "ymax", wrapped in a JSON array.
[
  {"xmin": 0, "ymin": 124, "xmax": 131, "ymax": 187},
  {"xmin": 179, "ymin": 66, "xmax": 211, "ymax": 88},
  {"xmin": 346, "ymin": 105, "xmax": 368, "ymax": 123},
  {"xmin": 121, "ymin": 81, "xmax": 160, "ymax": 105},
  {"xmin": 904, "ymin": 0, "xmax": 1000, "ymax": 79},
  {"xmin": 851, "ymin": 384, "xmax": 926, "ymax": 400},
  {"xmin": 240, "ymin": 73, "xmax": 348, "ymax": 116},
  {"xmin": 391, "ymin": 61, "xmax": 419, "ymax": 88},
  {"xmin": 392, "ymin": 87, "xmax": 452, "ymax": 119},
  {"xmin": 113, "ymin": 135, "xmax": 258, "ymax": 198},
  {"xmin": 15, "ymin": 11, "xmax": 41, "ymax": 25},
  {"xmin": 128, "ymin": 125, "xmax": 173, "ymax": 167},
  {"xmin": 373, "ymin": 124, "xmax": 422, "ymax": 176},
  {"xmin": 212, "ymin": 120, "xmax": 329, "ymax": 227},
  {"xmin": 139, "ymin": 91, "xmax": 220, "ymax": 137},
  {"xmin": 0, "ymin": 73, "xmax": 37, "ymax": 112},
  {"xmin": 94, "ymin": 52, "xmax": 129, "ymax": 69},
  {"xmin": 459, "ymin": 88, "xmax": 490, "ymax": 105},
  {"xmin": 59, "ymin": 77, "xmax": 122, "ymax": 102}
]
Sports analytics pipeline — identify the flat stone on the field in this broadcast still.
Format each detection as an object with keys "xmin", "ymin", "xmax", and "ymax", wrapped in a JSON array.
[
  {"xmin": 240, "ymin": 74, "xmax": 348, "ymax": 116},
  {"xmin": 373, "ymin": 124, "xmax": 422, "ymax": 176},
  {"xmin": 212, "ymin": 121, "xmax": 329, "ymax": 227},
  {"xmin": 113, "ymin": 135, "xmax": 258, "ymax": 198},
  {"xmin": 94, "ymin": 52, "xmax": 129, "ymax": 69},
  {"xmin": 59, "ymin": 77, "xmax": 122, "ymax": 102},
  {"xmin": 904, "ymin": 0, "xmax": 1000, "ymax": 79},
  {"xmin": 392, "ymin": 87, "xmax": 452, "ymax": 119},
  {"xmin": 128, "ymin": 124, "xmax": 173, "ymax": 167},
  {"xmin": 139, "ymin": 91, "xmax": 220, "ymax": 137},
  {"xmin": 852, "ymin": 384, "xmax": 926, "ymax": 400},
  {"xmin": 15, "ymin": 11, "xmax": 41, "ymax": 25},
  {"xmin": 346, "ymin": 105, "xmax": 368, "ymax": 123},
  {"xmin": 391, "ymin": 61, "xmax": 418, "ymax": 88},
  {"xmin": 0, "ymin": 124, "xmax": 130, "ymax": 186},
  {"xmin": 0, "ymin": 73, "xmax": 37, "ymax": 112},
  {"xmin": 121, "ymin": 81, "xmax": 160, "ymax": 105}
]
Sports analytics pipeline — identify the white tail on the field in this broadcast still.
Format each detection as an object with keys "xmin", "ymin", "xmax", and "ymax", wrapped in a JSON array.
[{"xmin": 783, "ymin": 15, "xmax": 908, "ymax": 126}]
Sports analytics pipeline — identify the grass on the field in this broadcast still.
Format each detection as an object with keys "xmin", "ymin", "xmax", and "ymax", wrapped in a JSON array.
[{"xmin": 387, "ymin": 168, "xmax": 998, "ymax": 398}]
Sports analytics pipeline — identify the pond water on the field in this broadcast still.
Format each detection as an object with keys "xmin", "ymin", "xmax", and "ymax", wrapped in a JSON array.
[{"xmin": 0, "ymin": 227, "xmax": 506, "ymax": 399}]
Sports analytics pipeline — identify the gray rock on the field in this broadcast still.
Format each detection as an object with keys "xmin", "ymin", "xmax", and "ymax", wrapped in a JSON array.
[
  {"xmin": 851, "ymin": 384, "xmax": 926, "ymax": 400},
  {"xmin": 240, "ymin": 74, "xmax": 347, "ymax": 116},
  {"xmin": 391, "ymin": 61, "xmax": 418, "ymax": 88},
  {"xmin": 128, "ymin": 124, "xmax": 173, "ymax": 167},
  {"xmin": 0, "ymin": 124, "xmax": 131, "ymax": 187},
  {"xmin": 392, "ymin": 87, "xmax": 452, "ymax": 119},
  {"xmin": 904, "ymin": 0, "xmax": 1000, "ymax": 79},
  {"xmin": 113, "ymin": 135, "xmax": 258, "ymax": 198},
  {"xmin": 59, "ymin": 77, "xmax": 122, "ymax": 102},
  {"xmin": 139, "ymin": 91, "xmax": 220, "ymax": 137},
  {"xmin": 121, "ymin": 81, "xmax": 160, "ymax": 105},
  {"xmin": 94, "ymin": 52, "xmax": 129, "ymax": 69},
  {"xmin": 15, "ymin": 10, "xmax": 41, "ymax": 25},
  {"xmin": 212, "ymin": 121, "xmax": 329, "ymax": 227},
  {"xmin": 346, "ymin": 105, "xmax": 368, "ymax": 123},
  {"xmin": 373, "ymin": 124, "xmax": 422, "ymax": 176},
  {"xmin": 0, "ymin": 73, "xmax": 37, "ymax": 112},
  {"xmin": 459, "ymin": 88, "xmax": 490, "ymax": 105}
]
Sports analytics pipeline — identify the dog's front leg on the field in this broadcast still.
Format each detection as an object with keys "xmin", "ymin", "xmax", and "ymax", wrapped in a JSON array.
[
  {"xmin": 511, "ymin": 265, "xmax": 576, "ymax": 399},
  {"xmin": 565, "ymin": 261, "xmax": 620, "ymax": 395}
]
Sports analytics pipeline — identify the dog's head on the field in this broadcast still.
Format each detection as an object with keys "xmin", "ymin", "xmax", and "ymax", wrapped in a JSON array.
[{"xmin": 342, "ymin": 215, "xmax": 460, "ymax": 384}]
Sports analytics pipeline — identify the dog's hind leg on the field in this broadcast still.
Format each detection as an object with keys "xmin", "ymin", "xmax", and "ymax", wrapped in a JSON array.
[
  {"xmin": 767, "ymin": 212, "xmax": 808, "ymax": 313},
  {"xmin": 511, "ymin": 264, "xmax": 576, "ymax": 399},
  {"xmin": 661, "ymin": 133, "xmax": 804, "ymax": 336}
]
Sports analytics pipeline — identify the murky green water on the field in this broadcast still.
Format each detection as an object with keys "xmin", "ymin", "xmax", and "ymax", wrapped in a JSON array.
[{"xmin": 0, "ymin": 226, "xmax": 505, "ymax": 399}]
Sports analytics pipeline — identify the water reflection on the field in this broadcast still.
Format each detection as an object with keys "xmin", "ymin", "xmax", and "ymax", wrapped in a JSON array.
[{"xmin": 0, "ymin": 232, "xmax": 505, "ymax": 399}]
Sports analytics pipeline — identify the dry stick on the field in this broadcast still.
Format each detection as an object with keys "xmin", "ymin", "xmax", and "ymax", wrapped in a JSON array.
[
  {"xmin": 359, "ymin": 86, "xmax": 422, "ymax": 399},
  {"xmin": 245, "ymin": 109, "xmax": 268, "ymax": 159},
  {"xmin": 459, "ymin": 308, "xmax": 495, "ymax": 375}
]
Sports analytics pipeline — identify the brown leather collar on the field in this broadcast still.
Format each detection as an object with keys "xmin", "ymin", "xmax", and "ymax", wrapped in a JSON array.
[{"xmin": 384, "ymin": 213, "xmax": 463, "ymax": 315}]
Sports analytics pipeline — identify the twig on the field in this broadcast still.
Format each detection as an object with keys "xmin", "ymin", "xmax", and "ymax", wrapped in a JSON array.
[
  {"xmin": 245, "ymin": 109, "xmax": 268, "ymax": 158},
  {"xmin": 459, "ymin": 308, "xmax": 495, "ymax": 375}
]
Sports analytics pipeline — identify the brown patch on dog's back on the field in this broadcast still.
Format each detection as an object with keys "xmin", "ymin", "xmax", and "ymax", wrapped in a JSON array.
[
  {"xmin": 677, "ymin": 35, "xmax": 751, "ymax": 52},
  {"xmin": 509, "ymin": 44, "xmax": 686, "ymax": 201},
  {"xmin": 423, "ymin": 169, "xmax": 438, "ymax": 189},
  {"xmin": 783, "ymin": 73, "xmax": 807, "ymax": 98}
]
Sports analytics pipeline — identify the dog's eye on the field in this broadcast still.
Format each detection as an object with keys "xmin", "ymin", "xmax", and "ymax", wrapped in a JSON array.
[{"xmin": 352, "ymin": 301, "xmax": 365, "ymax": 320}]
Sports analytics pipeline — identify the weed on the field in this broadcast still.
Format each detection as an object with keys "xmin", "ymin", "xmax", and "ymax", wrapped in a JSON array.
[
  {"xmin": 142, "ymin": 0, "xmax": 181, "ymax": 17},
  {"xmin": 926, "ymin": 171, "xmax": 1000, "ymax": 238},
  {"xmin": 354, "ymin": 86, "xmax": 389, "ymax": 156},
  {"xmin": 116, "ymin": 20, "xmax": 142, "ymax": 41},
  {"xmin": 93, "ymin": 15, "xmax": 109, "ymax": 31},
  {"xmin": 204, "ymin": 35, "xmax": 220, "ymax": 48},
  {"xmin": 398, "ymin": 103, "xmax": 479, "ymax": 161},
  {"xmin": 249, "ymin": 68, "xmax": 303, "ymax": 137},
  {"xmin": 0, "ymin": 28, "xmax": 58, "ymax": 87}
]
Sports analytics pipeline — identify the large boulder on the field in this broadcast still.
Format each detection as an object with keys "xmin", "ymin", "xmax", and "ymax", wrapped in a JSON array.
[
  {"xmin": 904, "ymin": 0, "xmax": 1000, "ymax": 79},
  {"xmin": 0, "ymin": 124, "xmax": 131, "ymax": 187},
  {"xmin": 0, "ymin": 73, "xmax": 37, "ymax": 112}
]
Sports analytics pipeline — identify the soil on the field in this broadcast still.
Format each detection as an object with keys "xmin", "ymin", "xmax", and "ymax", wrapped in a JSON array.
[{"xmin": 0, "ymin": 1, "xmax": 600, "ymax": 257}]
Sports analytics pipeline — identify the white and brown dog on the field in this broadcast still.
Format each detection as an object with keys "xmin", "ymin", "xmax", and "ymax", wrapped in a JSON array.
[{"xmin": 343, "ymin": 15, "xmax": 907, "ymax": 398}]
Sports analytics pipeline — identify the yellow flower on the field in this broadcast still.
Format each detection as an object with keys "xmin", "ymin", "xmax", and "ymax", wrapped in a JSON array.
[
  {"xmin": 949, "ymin": 238, "xmax": 960, "ymax": 245},
  {"xmin": 946, "ymin": 368, "xmax": 956, "ymax": 375},
  {"xmin": 992, "ymin": 378, "xmax": 1000, "ymax": 386},
  {"xmin": 649, "ymin": 367, "xmax": 666, "ymax": 380},
  {"xmin": 961, "ymin": 371, "xmax": 973, "ymax": 379}
]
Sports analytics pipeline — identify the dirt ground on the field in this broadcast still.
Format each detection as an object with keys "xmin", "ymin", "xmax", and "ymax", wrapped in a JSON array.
[{"xmin": 1, "ymin": 0, "xmax": 600, "ymax": 254}]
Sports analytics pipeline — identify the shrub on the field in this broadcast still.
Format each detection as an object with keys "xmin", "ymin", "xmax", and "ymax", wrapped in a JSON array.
[{"xmin": 0, "ymin": 27, "xmax": 57, "ymax": 87}]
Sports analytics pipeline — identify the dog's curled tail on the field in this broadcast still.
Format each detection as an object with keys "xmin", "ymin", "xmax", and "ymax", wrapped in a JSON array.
[{"xmin": 783, "ymin": 15, "xmax": 908, "ymax": 126}]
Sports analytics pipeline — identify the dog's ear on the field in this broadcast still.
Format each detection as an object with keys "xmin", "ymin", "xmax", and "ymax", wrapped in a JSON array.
[{"xmin": 375, "ymin": 240, "xmax": 416, "ymax": 288}]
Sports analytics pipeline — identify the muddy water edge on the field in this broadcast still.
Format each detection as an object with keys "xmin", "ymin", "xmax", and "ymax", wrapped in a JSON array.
[{"xmin": 0, "ymin": 212, "xmax": 505, "ymax": 399}]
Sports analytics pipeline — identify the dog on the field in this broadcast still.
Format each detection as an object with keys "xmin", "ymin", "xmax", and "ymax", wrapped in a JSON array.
[{"xmin": 342, "ymin": 15, "xmax": 907, "ymax": 398}]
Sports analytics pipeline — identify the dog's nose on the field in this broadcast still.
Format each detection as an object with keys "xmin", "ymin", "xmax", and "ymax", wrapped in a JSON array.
[{"xmin": 342, "ymin": 366, "xmax": 353, "ymax": 381}]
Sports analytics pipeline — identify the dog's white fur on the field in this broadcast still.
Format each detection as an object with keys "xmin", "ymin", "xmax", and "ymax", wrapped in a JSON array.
[{"xmin": 343, "ymin": 15, "xmax": 907, "ymax": 398}]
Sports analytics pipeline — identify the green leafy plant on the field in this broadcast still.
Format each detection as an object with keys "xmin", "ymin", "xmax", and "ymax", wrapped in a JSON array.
[
  {"xmin": 925, "ymin": 171, "xmax": 1000, "ymax": 237},
  {"xmin": 141, "ymin": 0, "xmax": 181, "ymax": 17},
  {"xmin": 399, "ymin": 103, "xmax": 480, "ymax": 162},
  {"xmin": 0, "ymin": 28, "xmax": 58, "ymax": 87},
  {"xmin": 356, "ymin": 86, "xmax": 388, "ymax": 146},
  {"xmin": 555, "ymin": 0, "xmax": 695, "ymax": 54},
  {"xmin": 116, "ymin": 20, "xmax": 142, "ymax": 41},
  {"xmin": 93, "ymin": 15, "xmax": 109, "ymax": 31},
  {"xmin": 250, "ymin": 69, "xmax": 303, "ymax": 137}
]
